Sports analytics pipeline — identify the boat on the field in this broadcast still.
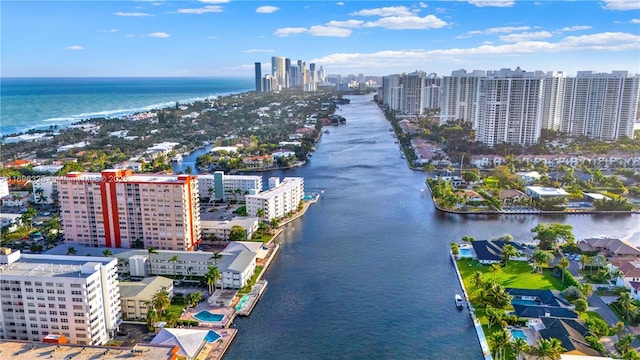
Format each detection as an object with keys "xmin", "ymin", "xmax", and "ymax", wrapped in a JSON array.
[
  {"xmin": 171, "ymin": 154, "xmax": 183, "ymax": 162},
  {"xmin": 455, "ymin": 294, "xmax": 464, "ymax": 310}
]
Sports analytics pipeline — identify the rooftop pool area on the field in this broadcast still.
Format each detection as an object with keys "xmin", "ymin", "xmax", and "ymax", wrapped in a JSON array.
[
  {"xmin": 510, "ymin": 328, "xmax": 527, "ymax": 341},
  {"xmin": 193, "ymin": 311, "xmax": 224, "ymax": 323},
  {"xmin": 204, "ymin": 330, "xmax": 221, "ymax": 343}
]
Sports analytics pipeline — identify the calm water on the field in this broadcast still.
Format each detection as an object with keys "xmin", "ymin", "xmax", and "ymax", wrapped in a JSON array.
[
  {"xmin": 213, "ymin": 95, "xmax": 639, "ymax": 359},
  {"xmin": 0, "ymin": 77, "xmax": 253, "ymax": 136}
]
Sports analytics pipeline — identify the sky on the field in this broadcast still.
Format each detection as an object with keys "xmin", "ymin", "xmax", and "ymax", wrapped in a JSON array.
[{"xmin": 2, "ymin": 0, "xmax": 640, "ymax": 78}]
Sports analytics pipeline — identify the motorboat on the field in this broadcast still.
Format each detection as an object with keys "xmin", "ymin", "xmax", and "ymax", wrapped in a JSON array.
[{"xmin": 455, "ymin": 294, "xmax": 464, "ymax": 310}]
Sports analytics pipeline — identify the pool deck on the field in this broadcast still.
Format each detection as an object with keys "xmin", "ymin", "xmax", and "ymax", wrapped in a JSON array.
[{"xmin": 180, "ymin": 303, "xmax": 235, "ymax": 328}]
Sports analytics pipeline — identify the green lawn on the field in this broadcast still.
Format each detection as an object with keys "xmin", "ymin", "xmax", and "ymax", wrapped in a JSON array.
[
  {"xmin": 458, "ymin": 258, "xmax": 568, "ymax": 292},
  {"xmin": 162, "ymin": 303, "xmax": 186, "ymax": 321}
]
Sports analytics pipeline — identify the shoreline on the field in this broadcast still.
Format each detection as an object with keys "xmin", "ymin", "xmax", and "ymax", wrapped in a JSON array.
[{"xmin": 424, "ymin": 176, "xmax": 640, "ymax": 217}]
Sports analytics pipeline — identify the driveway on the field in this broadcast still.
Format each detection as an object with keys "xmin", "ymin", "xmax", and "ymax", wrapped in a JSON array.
[{"xmin": 588, "ymin": 293, "xmax": 621, "ymax": 327}]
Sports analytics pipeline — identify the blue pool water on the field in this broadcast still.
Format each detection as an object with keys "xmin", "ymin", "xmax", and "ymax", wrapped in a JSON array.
[
  {"xmin": 458, "ymin": 248, "xmax": 473, "ymax": 257},
  {"xmin": 236, "ymin": 295, "xmax": 249, "ymax": 312},
  {"xmin": 204, "ymin": 331, "xmax": 221, "ymax": 343},
  {"xmin": 510, "ymin": 329, "xmax": 527, "ymax": 340},
  {"xmin": 511, "ymin": 299, "xmax": 539, "ymax": 306},
  {"xmin": 193, "ymin": 311, "xmax": 224, "ymax": 323}
]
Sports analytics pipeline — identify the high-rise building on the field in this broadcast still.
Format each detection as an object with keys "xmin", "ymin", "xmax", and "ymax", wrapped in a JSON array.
[
  {"xmin": 439, "ymin": 69, "xmax": 486, "ymax": 125},
  {"xmin": 475, "ymin": 68, "xmax": 545, "ymax": 147},
  {"xmin": 262, "ymin": 75, "xmax": 274, "ymax": 92},
  {"xmin": 57, "ymin": 169, "xmax": 201, "ymax": 251},
  {"xmin": 402, "ymin": 71, "xmax": 426, "ymax": 115},
  {"xmin": 271, "ymin": 56, "xmax": 286, "ymax": 90},
  {"xmin": 560, "ymin": 71, "xmax": 639, "ymax": 140},
  {"xmin": 0, "ymin": 248, "xmax": 121, "ymax": 345},
  {"xmin": 381, "ymin": 74, "xmax": 403, "ymax": 111},
  {"xmin": 285, "ymin": 58, "xmax": 291, "ymax": 88},
  {"xmin": 309, "ymin": 63, "xmax": 316, "ymax": 84},
  {"xmin": 254, "ymin": 62, "xmax": 262, "ymax": 92},
  {"xmin": 541, "ymin": 71, "xmax": 567, "ymax": 131}
]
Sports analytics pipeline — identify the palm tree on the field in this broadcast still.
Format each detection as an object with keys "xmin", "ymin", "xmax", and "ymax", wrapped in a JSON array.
[
  {"xmin": 489, "ymin": 329, "xmax": 510, "ymax": 360},
  {"xmin": 210, "ymin": 252, "xmax": 222, "ymax": 265},
  {"xmin": 66, "ymin": 246, "xmax": 77, "ymax": 255},
  {"xmin": 269, "ymin": 217, "xmax": 280, "ymax": 229},
  {"xmin": 501, "ymin": 244, "xmax": 518, "ymax": 266},
  {"xmin": 580, "ymin": 254, "xmax": 593, "ymax": 275},
  {"xmin": 511, "ymin": 337, "xmax": 529, "ymax": 360},
  {"xmin": 532, "ymin": 250, "xmax": 552, "ymax": 273},
  {"xmin": 490, "ymin": 263, "xmax": 501, "ymax": 279},
  {"xmin": 151, "ymin": 289, "xmax": 171, "ymax": 318},
  {"xmin": 529, "ymin": 338, "xmax": 565, "ymax": 360},
  {"xmin": 619, "ymin": 292, "xmax": 635, "ymax": 322},
  {"xmin": 34, "ymin": 187, "xmax": 47, "ymax": 209},
  {"xmin": 145, "ymin": 302, "xmax": 158, "ymax": 330},
  {"xmin": 611, "ymin": 268, "xmax": 624, "ymax": 285},
  {"xmin": 579, "ymin": 283, "xmax": 594, "ymax": 299},
  {"xmin": 204, "ymin": 266, "xmax": 221, "ymax": 295},
  {"xmin": 462, "ymin": 235, "xmax": 475, "ymax": 244},
  {"xmin": 256, "ymin": 208, "xmax": 265, "ymax": 219},
  {"xmin": 558, "ymin": 257, "xmax": 570, "ymax": 283},
  {"xmin": 472, "ymin": 270, "xmax": 484, "ymax": 290},
  {"xmin": 102, "ymin": 249, "xmax": 113, "ymax": 257},
  {"xmin": 169, "ymin": 255, "xmax": 179, "ymax": 277},
  {"xmin": 147, "ymin": 247, "xmax": 158, "ymax": 276}
]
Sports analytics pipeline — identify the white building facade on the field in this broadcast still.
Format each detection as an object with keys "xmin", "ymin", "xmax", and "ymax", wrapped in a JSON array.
[
  {"xmin": 246, "ymin": 177, "xmax": 304, "ymax": 221},
  {"xmin": 0, "ymin": 249, "xmax": 121, "ymax": 345},
  {"xmin": 197, "ymin": 172, "xmax": 262, "ymax": 202}
]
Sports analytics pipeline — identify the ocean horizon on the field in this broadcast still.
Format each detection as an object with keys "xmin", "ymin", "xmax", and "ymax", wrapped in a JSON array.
[{"xmin": 0, "ymin": 77, "xmax": 254, "ymax": 137}]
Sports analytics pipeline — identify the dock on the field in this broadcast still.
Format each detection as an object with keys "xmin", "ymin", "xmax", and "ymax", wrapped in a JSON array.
[{"xmin": 236, "ymin": 280, "xmax": 268, "ymax": 316}]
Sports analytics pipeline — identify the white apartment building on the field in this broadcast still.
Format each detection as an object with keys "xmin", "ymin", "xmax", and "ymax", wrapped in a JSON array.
[
  {"xmin": 246, "ymin": 177, "xmax": 304, "ymax": 221},
  {"xmin": 0, "ymin": 177, "xmax": 9, "ymax": 199},
  {"xmin": 197, "ymin": 171, "xmax": 262, "ymax": 202},
  {"xmin": 541, "ymin": 71, "xmax": 567, "ymax": 131},
  {"xmin": 57, "ymin": 169, "xmax": 201, "ymax": 251},
  {"xmin": 476, "ymin": 68, "xmax": 545, "ymax": 147},
  {"xmin": 200, "ymin": 217, "xmax": 260, "ymax": 242},
  {"xmin": 31, "ymin": 176, "xmax": 58, "ymax": 205},
  {"xmin": 561, "ymin": 71, "xmax": 639, "ymax": 140},
  {"xmin": 0, "ymin": 248, "xmax": 121, "ymax": 345},
  {"xmin": 401, "ymin": 71, "xmax": 426, "ymax": 115},
  {"xmin": 439, "ymin": 69, "xmax": 485, "ymax": 125},
  {"xmin": 381, "ymin": 74, "xmax": 403, "ymax": 111}
]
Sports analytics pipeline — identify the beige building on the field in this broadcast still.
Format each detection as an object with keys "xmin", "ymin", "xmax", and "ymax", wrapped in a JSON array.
[
  {"xmin": 57, "ymin": 169, "xmax": 201, "ymax": 251},
  {"xmin": 119, "ymin": 276, "xmax": 173, "ymax": 320}
]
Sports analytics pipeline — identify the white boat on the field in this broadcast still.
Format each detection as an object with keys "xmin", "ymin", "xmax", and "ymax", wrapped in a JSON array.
[
  {"xmin": 455, "ymin": 294, "xmax": 464, "ymax": 310},
  {"xmin": 171, "ymin": 154, "xmax": 183, "ymax": 162}
]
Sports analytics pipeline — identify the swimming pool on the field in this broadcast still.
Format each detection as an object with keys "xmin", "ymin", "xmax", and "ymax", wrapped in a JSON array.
[
  {"xmin": 204, "ymin": 331, "xmax": 221, "ymax": 343},
  {"xmin": 511, "ymin": 299, "xmax": 539, "ymax": 306},
  {"xmin": 193, "ymin": 311, "xmax": 224, "ymax": 323},
  {"xmin": 236, "ymin": 295, "xmax": 249, "ymax": 312},
  {"xmin": 458, "ymin": 248, "xmax": 473, "ymax": 258},
  {"xmin": 510, "ymin": 329, "xmax": 527, "ymax": 341}
]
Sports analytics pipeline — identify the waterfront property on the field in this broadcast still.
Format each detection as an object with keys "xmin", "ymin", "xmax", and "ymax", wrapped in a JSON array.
[
  {"xmin": 150, "ymin": 328, "xmax": 223, "ymax": 360},
  {"xmin": 469, "ymin": 240, "xmax": 527, "ymax": 264},
  {"xmin": 200, "ymin": 217, "xmax": 260, "ymax": 242},
  {"xmin": 197, "ymin": 172, "xmax": 262, "ymax": 202},
  {"xmin": 246, "ymin": 177, "xmax": 305, "ymax": 221},
  {"xmin": 0, "ymin": 339, "xmax": 180, "ymax": 359}
]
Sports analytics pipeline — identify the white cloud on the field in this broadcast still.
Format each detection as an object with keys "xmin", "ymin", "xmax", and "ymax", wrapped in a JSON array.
[
  {"xmin": 460, "ymin": 26, "xmax": 531, "ymax": 38},
  {"xmin": 309, "ymin": 31, "xmax": 640, "ymax": 70},
  {"xmin": 114, "ymin": 11, "xmax": 153, "ymax": 16},
  {"xmin": 467, "ymin": 0, "xmax": 515, "ymax": 7},
  {"xmin": 326, "ymin": 19, "xmax": 364, "ymax": 28},
  {"xmin": 125, "ymin": 34, "xmax": 135, "ymax": 38},
  {"xmin": 559, "ymin": 25, "xmax": 592, "ymax": 32},
  {"xmin": 274, "ymin": 27, "xmax": 308, "ymax": 37},
  {"xmin": 308, "ymin": 25, "xmax": 352, "ymax": 37},
  {"xmin": 65, "ymin": 45, "xmax": 84, "ymax": 51},
  {"xmin": 602, "ymin": 0, "xmax": 640, "ymax": 10},
  {"xmin": 177, "ymin": 5, "xmax": 223, "ymax": 14},
  {"xmin": 499, "ymin": 31, "xmax": 553, "ymax": 42},
  {"xmin": 199, "ymin": 0, "xmax": 230, "ymax": 3},
  {"xmin": 243, "ymin": 49, "xmax": 276, "ymax": 53},
  {"xmin": 207, "ymin": 35, "xmax": 218, "ymax": 39},
  {"xmin": 100, "ymin": 29, "xmax": 118, "ymax": 33},
  {"xmin": 147, "ymin": 32, "xmax": 170, "ymax": 38},
  {"xmin": 419, "ymin": 2, "xmax": 428, "ymax": 8},
  {"xmin": 350, "ymin": 6, "xmax": 413, "ymax": 17},
  {"xmin": 336, "ymin": 1, "xmax": 344, "ymax": 5},
  {"xmin": 363, "ymin": 15, "xmax": 448, "ymax": 30},
  {"xmin": 256, "ymin": 5, "xmax": 279, "ymax": 13},
  {"xmin": 631, "ymin": 19, "xmax": 640, "ymax": 24}
]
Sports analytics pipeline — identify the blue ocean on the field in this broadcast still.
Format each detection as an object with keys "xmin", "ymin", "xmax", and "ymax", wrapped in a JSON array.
[{"xmin": 0, "ymin": 77, "xmax": 254, "ymax": 137}]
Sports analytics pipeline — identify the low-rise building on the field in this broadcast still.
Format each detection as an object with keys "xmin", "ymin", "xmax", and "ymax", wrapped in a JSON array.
[
  {"xmin": 119, "ymin": 276, "xmax": 174, "ymax": 320},
  {"xmin": 246, "ymin": 177, "xmax": 304, "ymax": 220},
  {"xmin": 150, "ymin": 328, "xmax": 222, "ymax": 360},
  {"xmin": 525, "ymin": 186, "xmax": 569, "ymax": 199},
  {"xmin": 197, "ymin": 172, "xmax": 262, "ymax": 202},
  {"xmin": 578, "ymin": 237, "xmax": 640, "ymax": 258},
  {"xmin": 200, "ymin": 217, "xmax": 259, "ymax": 242},
  {"xmin": 1, "ymin": 191, "xmax": 29, "ymax": 207},
  {"xmin": 469, "ymin": 240, "xmax": 526, "ymax": 264}
]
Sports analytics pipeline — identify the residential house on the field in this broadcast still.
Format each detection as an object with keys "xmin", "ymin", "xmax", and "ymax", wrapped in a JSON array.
[
  {"xmin": 119, "ymin": 276, "xmax": 174, "ymax": 320},
  {"xmin": 577, "ymin": 238, "xmax": 640, "ymax": 258},
  {"xmin": 498, "ymin": 189, "xmax": 529, "ymax": 205},
  {"xmin": 525, "ymin": 186, "xmax": 569, "ymax": 199},
  {"xmin": 538, "ymin": 317, "xmax": 600, "ymax": 357},
  {"xmin": 515, "ymin": 171, "xmax": 542, "ymax": 185},
  {"xmin": 610, "ymin": 259, "xmax": 640, "ymax": 300},
  {"xmin": 469, "ymin": 240, "xmax": 526, "ymax": 264}
]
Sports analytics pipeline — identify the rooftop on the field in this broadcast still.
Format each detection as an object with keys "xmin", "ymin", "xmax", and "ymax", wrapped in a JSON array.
[{"xmin": 0, "ymin": 340, "xmax": 177, "ymax": 360}]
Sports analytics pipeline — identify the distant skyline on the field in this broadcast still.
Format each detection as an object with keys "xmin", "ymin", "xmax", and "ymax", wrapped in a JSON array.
[{"xmin": 2, "ymin": 1, "xmax": 639, "ymax": 78}]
